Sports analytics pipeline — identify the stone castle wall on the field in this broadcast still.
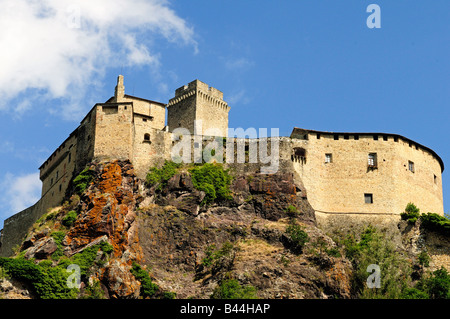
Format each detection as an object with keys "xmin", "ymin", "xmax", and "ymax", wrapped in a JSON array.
[
  {"xmin": 288, "ymin": 131, "xmax": 444, "ymax": 217},
  {"xmin": 167, "ymin": 80, "xmax": 229, "ymax": 137}
]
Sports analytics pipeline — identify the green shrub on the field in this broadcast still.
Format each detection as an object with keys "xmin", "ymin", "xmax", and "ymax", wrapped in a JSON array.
[
  {"xmin": 420, "ymin": 212, "xmax": 450, "ymax": 235},
  {"xmin": 400, "ymin": 287, "xmax": 429, "ymax": 299},
  {"xmin": 211, "ymin": 279, "xmax": 257, "ymax": 299},
  {"xmin": 400, "ymin": 203, "xmax": 420, "ymax": 224},
  {"xmin": 130, "ymin": 262, "xmax": 159, "ymax": 298},
  {"xmin": 82, "ymin": 280, "xmax": 106, "ymax": 299},
  {"xmin": 50, "ymin": 231, "xmax": 66, "ymax": 260},
  {"xmin": 62, "ymin": 211, "xmax": 78, "ymax": 227},
  {"xmin": 285, "ymin": 205, "xmax": 299, "ymax": 216},
  {"xmin": 162, "ymin": 291, "xmax": 177, "ymax": 299},
  {"xmin": 424, "ymin": 267, "xmax": 450, "ymax": 299},
  {"xmin": 201, "ymin": 241, "xmax": 235, "ymax": 269},
  {"xmin": 73, "ymin": 167, "xmax": 95, "ymax": 195},
  {"xmin": 145, "ymin": 161, "xmax": 181, "ymax": 190},
  {"xmin": 340, "ymin": 225, "xmax": 411, "ymax": 299},
  {"xmin": 285, "ymin": 220, "xmax": 309, "ymax": 253},
  {"xmin": 58, "ymin": 242, "xmax": 107, "ymax": 277},
  {"xmin": 0, "ymin": 257, "xmax": 78, "ymax": 299},
  {"xmin": 99, "ymin": 241, "xmax": 114, "ymax": 255},
  {"xmin": 418, "ymin": 251, "xmax": 430, "ymax": 267},
  {"xmin": 189, "ymin": 163, "xmax": 232, "ymax": 205}
]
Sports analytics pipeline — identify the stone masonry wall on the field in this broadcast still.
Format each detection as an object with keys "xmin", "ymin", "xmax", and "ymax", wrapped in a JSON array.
[{"xmin": 289, "ymin": 132, "xmax": 444, "ymax": 217}]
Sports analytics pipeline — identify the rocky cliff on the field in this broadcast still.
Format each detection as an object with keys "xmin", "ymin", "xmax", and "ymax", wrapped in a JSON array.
[{"xmin": 0, "ymin": 160, "xmax": 448, "ymax": 299}]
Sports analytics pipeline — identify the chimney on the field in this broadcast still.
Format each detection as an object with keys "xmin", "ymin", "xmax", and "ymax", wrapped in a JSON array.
[{"xmin": 114, "ymin": 75, "xmax": 125, "ymax": 102}]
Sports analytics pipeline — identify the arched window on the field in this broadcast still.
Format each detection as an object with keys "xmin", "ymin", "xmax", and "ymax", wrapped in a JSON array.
[
  {"xmin": 144, "ymin": 133, "xmax": 150, "ymax": 142},
  {"xmin": 292, "ymin": 147, "xmax": 306, "ymax": 164}
]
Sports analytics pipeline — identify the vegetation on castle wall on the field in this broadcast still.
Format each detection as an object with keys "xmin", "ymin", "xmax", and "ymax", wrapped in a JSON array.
[
  {"xmin": 400, "ymin": 202, "xmax": 421, "ymax": 224},
  {"xmin": 420, "ymin": 212, "xmax": 450, "ymax": 235},
  {"xmin": 189, "ymin": 163, "xmax": 232, "ymax": 205},
  {"xmin": 401, "ymin": 203, "xmax": 450, "ymax": 235}
]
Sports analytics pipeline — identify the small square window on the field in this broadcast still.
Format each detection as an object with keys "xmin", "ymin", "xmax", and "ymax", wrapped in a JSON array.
[
  {"xmin": 383, "ymin": 135, "xmax": 388, "ymax": 141},
  {"xmin": 354, "ymin": 135, "xmax": 359, "ymax": 140},
  {"xmin": 344, "ymin": 134, "xmax": 349, "ymax": 140},
  {"xmin": 325, "ymin": 153, "xmax": 332, "ymax": 163},
  {"xmin": 364, "ymin": 193, "xmax": 373, "ymax": 204},
  {"xmin": 334, "ymin": 134, "xmax": 339, "ymax": 140},
  {"xmin": 373, "ymin": 135, "xmax": 378, "ymax": 141}
]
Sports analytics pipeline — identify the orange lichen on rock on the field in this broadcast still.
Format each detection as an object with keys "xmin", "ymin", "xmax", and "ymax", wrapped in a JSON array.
[{"xmin": 64, "ymin": 161, "xmax": 142, "ymax": 262}]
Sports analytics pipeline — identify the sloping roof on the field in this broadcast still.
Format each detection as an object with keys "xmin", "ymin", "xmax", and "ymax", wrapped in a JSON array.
[{"xmin": 290, "ymin": 127, "xmax": 444, "ymax": 172}]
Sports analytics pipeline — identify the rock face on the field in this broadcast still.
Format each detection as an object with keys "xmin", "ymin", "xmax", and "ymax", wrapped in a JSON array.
[
  {"xmin": 7, "ymin": 161, "xmax": 352, "ymax": 299},
  {"xmin": 138, "ymin": 168, "xmax": 351, "ymax": 299}
]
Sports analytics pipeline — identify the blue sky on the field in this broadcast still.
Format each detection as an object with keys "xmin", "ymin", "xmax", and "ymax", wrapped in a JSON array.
[{"xmin": 0, "ymin": 0, "xmax": 449, "ymax": 228}]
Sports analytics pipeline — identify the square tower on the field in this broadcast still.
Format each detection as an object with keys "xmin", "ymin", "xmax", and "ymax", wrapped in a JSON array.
[{"xmin": 167, "ymin": 80, "xmax": 230, "ymax": 137}]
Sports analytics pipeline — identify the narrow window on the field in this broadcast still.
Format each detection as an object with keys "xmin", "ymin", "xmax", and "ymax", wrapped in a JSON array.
[
  {"xmin": 317, "ymin": 133, "xmax": 321, "ymax": 139},
  {"xmin": 368, "ymin": 153, "xmax": 378, "ymax": 168},
  {"xmin": 364, "ymin": 193, "xmax": 373, "ymax": 204},
  {"xmin": 56, "ymin": 171, "xmax": 59, "ymax": 179},
  {"xmin": 51, "ymin": 178, "xmax": 53, "ymax": 185},
  {"xmin": 394, "ymin": 136, "xmax": 398, "ymax": 142},
  {"xmin": 144, "ymin": 133, "xmax": 150, "ymax": 142},
  {"xmin": 434, "ymin": 174, "xmax": 438, "ymax": 184},
  {"xmin": 325, "ymin": 153, "xmax": 332, "ymax": 163},
  {"xmin": 59, "ymin": 184, "xmax": 62, "ymax": 192},
  {"xmin": 408, "ymin": 161, "xmax": 415, "ymax": 173},
  {"xmin": 68, "ymin": 152, "xmax": 71, "ymax": 163}
]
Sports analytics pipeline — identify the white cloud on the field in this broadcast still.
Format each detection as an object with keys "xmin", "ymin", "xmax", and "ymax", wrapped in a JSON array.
[
  {"xmin": 0, "ymin": 172, "xmax": 41, "ymax": 219},
  {"xmin": 0, "ymin": 0, "xmax": 197, "ymax": 119},
  {"xmin": 225, "ymin": 57, "xmax": 255, "ymax": 71},
  {"xmin": 228, "ymin": 89, "xmax": 252, "ymax": 106}
]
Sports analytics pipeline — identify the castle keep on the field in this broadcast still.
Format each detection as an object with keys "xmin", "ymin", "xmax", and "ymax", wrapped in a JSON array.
[{"xmin": 0, "ymin": 76, "xmax": 445, "ymax": 256}]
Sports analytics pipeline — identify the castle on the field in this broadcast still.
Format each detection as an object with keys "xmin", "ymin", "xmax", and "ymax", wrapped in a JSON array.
[{"xmin": 0, "ymin": 76, "xmax": 444, "ymax": 256}]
